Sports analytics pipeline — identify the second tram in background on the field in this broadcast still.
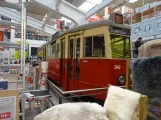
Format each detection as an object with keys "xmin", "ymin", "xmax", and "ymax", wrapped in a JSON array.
[{"xmin": 38, "ymin": 13, "xmax": 131, "ymax": 100}]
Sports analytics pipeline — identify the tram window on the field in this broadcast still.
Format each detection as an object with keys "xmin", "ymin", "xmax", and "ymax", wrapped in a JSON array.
[
  {"xmin": 52, "ymin": 44, "xmax": 56, "ymax": 58},
  {"xmin": 69, "ymin": 39, "xmax": 74, "ymax": 79},
  {"xmin": 111, "ymin": 34, "xmax": 130, "ymax": 58},
  {"xmin": 56, "ymin": 43, "xmax": 60, "ymax": 58},
  {"xmin": 76, "ymin": 38, "xmax": 80, "ymax": 80},
  {"xmin": 84, "ymin": 37, "xmax": 92, "ymax": 57},
  {"xmin": 84, "ymin": 35, "xmax": 105, "ymax": 57},
  {"xmin": 93, "ymin": 35, "xmax": 105, "ymax": 57},
  {"xmin": 69, "ymin": 40, "xmax": 73, "ymax": 58}
]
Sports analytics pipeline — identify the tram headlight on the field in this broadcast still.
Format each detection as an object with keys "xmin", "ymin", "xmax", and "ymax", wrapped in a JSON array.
[{"xmin": 118, "ymin": 76, "xmax": 125, "ymax": 85}]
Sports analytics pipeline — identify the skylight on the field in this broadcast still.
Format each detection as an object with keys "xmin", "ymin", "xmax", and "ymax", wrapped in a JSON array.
[
  {"xmin": 87, "ymin": 0, "xmax": 103, "ymax": 4},
  {"xmin": 128, "ymin": 0, "xmax": 138, "ymax": 3},
  {"xmin": 79, "ymin": 1, "xmax": 95, "ymax": 12},
  {"xmin": 79, "ymin": 0, "xmax": 103, "ymax": 12}
]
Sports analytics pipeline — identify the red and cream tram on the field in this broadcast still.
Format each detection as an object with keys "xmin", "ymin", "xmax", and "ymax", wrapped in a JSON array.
[{"xmin": 38, "ymin": 13, "xmax": 131, "ymax": 100}]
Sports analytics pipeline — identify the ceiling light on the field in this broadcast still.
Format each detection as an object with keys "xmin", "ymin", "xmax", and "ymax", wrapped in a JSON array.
[
  {"xmin": 87, "ymin": 0, "xmax": 102, "ymax": 4},
  {"xmin": 114, "ymin": 8, "xmax": 120, "ymax": 12},
  {"xmin": 128, "ymin": 0, "xmax": 138, "ymax": 3},
  {"xmin": 45, "ymin": 14, "xmax": 48, "ymax": 18}
]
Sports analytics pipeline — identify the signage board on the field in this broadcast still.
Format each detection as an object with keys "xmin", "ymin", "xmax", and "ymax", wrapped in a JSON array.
[{"xmin": 0, "ymin": 90, "xmax": 19, "ymax": 120}]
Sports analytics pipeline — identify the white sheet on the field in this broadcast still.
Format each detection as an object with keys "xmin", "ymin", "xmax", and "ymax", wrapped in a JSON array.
[
  {"xmin": 104, "ymin": 86, "xmax": 141, "ymax": 120},
  {"xmin": 34, "ymin": 102, "xmax": 109, "ymax": 120}
]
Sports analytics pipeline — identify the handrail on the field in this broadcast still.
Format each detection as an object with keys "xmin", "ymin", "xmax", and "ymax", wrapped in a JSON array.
[
  {"xmin": 48, "ymin": 79, "xmax": 125, "ymax": 95},
  {"xmin": 48, "ymin": 80, "xmax": 107, "ymax": 95}
]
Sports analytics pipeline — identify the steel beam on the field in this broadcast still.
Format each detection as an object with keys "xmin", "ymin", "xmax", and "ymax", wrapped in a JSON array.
[
  {"xmin": 31, "ymin": 0, "xmax": 86, "ymax": 25},
  {"xmin": 0, "ymin": 1, "xmax": 21, "ymax": 10},
  {"xmin": 0, "ymin": 20, "xmax": 20, "ymax": 27},
  {"xmin": 42, "ymin": 11, "xmax": 53, "ymax": 29},
  {"xmin": 0, "ymin": 6, "xmax": 58, "ymax": 34},
  {"xmin": 86, "ymin": 0, "xmax": 113, "ymax": 19},
  {"xmin": 0, "ymin": 41, "xmax": 21, "ymax": 48}
]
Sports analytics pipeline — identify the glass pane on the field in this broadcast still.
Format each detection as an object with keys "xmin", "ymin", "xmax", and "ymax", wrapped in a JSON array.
[
  {"xmin": 125, "ymin": 37, "xmax": 131, "ymax": 58},
  {"xmin": 84, "ymin": 37, "xmax": 92, "ymax": 57},
  {"xmin": 62, "ymin": 41, "xmax": 66, "ymax": 76},
  {"xmin": 69, "ymin": 39, "xmax": 74, "ymax": 79},
  {"xmin": 56, "ymin": 43, "xmax": 60, "ymax": 58},
  {"xmin": 69, "ymin": 40, "xmax": 73, "ymax": 59},
  {"xmin": 93, "ymin": 35, "xmax": 105, "ymax": 57},
  {"xmin": 111, "ymin": 34, "xmax": 130, "ymax": 58},
  {"xmin": 52, "ymin": 44, "xmax": 56, "ymax": 58},
  {"xmin": 76, "ymin": 38, "xmax": 80, "ymax": 80}
]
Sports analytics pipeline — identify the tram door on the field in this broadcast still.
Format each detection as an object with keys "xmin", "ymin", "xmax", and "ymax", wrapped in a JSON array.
[
  {"xmin": 61, "ymin": 39, "xmax": 66, "ymax": 89},
  {"xmin": 68, "ymin": 35, "xmax": 81, "ymax": 90}
]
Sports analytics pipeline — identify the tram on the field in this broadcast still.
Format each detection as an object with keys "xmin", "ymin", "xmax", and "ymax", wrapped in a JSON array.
[{"xmin": 38, "ymin": 13, "xmax": 131, "ymax": 100}]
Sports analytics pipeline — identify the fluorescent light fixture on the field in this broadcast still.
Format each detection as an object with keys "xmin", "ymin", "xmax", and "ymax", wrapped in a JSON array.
[{"xmin": 128, "ymin": 0, "xmax": 138, "ymax": 3}]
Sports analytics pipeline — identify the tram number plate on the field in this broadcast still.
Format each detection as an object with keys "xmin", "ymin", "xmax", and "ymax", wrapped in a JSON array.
[{"xmin": 114, "ymin": 65, "xmax": 121, "ymax": 70}]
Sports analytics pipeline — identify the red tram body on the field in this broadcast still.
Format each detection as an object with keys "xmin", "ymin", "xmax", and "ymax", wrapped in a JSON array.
[{"xmin": 38, "ymin": 13, "xmax": 131, "ymax": 100}]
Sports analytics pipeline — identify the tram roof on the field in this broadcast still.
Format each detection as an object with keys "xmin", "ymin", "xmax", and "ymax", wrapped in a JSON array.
[{"xmin": 40, "ymin": 19, "xmax": 131, "ymax": 49}]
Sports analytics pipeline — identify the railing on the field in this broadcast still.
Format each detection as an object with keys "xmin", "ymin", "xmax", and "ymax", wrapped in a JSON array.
[{"xmin": 15, "ymin": 33, "xmax": 51, "ymax": 41}]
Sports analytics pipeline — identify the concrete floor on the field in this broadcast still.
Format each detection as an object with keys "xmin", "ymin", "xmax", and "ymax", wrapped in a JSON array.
[{"xmin": 25, "ymin": 109, "xmax": 40, "ymax": 120}]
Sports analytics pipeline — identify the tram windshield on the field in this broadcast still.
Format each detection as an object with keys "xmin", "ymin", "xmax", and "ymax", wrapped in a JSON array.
[{"xmin": 110, "ymin": 34, "xmax": 131, "ymax": 59}]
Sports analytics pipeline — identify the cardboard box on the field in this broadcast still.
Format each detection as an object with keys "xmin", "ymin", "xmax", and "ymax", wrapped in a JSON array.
[{"xmin": 0, "ymin": 90, "xmax": 19, "ymax": 120}]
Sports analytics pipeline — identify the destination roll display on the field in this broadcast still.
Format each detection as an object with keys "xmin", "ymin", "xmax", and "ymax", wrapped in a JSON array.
[{"xmin": 109, "ymin": 26, "xmax": 130, "ymax": 36}]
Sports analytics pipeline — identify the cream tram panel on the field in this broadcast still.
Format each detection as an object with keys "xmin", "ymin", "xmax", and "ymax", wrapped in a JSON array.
[{"xmin": 82, "ymin": 26, "xmax": 110, "ymax": 59}]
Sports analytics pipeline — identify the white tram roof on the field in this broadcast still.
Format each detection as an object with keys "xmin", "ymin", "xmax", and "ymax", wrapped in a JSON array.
[{"xmin": 40, "ymin": 19, "xmax": 130, "ymax": 49}]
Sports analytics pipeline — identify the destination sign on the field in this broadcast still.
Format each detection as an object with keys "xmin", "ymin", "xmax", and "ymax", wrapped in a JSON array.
[
  {"xmin": 115, "ymin": 14, "xmax": 123, "ymax": 24},
  {"xmin": 109, "ymin": 26, "xmax": 130, "ymax": 36}
]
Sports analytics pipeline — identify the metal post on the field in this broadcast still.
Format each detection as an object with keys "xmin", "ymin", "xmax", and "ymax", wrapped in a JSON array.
[
  {"xmin": 142, "ymin": 0, "xmax": 145, "ymax": 21},
  {"xmin": 21, "ymin": 0, "xmax": 27, "ymax": 120}
]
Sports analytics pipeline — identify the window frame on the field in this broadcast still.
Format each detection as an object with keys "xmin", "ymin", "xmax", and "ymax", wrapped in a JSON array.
[
  {"xmin": 110, "ymin": 33, "xmax": 131, "ymax": 59},
  {"xmin": 51, "ymin": 43, "xmax": 56, "ymax": 58},
  {"xmin": 83, "ymin": 34, "xmax": 106, "ymax": 58}
]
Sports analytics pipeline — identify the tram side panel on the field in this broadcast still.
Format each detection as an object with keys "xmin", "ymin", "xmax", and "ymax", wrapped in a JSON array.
[
  {"xmin": 78, "ymin": 59, "xmax": 127, "ymax": 100},
  {"xmin": 48, "ymin": 58, "xmax": 61, "ymax": 85}
]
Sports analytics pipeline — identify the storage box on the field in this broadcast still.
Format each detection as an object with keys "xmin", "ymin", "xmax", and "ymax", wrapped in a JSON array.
[{"xmin": 0, "ymin": 80, "xmax": 8, "ymax": 90}]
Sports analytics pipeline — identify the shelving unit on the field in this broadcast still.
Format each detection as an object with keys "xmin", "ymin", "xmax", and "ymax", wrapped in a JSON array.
[
  {"xmin": 0, "ymin": 64, "xmax": 21, "ymax": 68},
  {"xmin": 132, "ymin": 4, "xmax": 161, "ymax": 24},
  {"xmin": 0, "ymin": 0, "xmax": 27, "ymax": 119},
  {"xmin": 0, "ymin": 41, "xmax": 21, "ymax": 49},
  {"xmin": 0, "ymin": 42, "xmax": 25, "ymax": 119}
]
